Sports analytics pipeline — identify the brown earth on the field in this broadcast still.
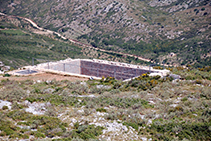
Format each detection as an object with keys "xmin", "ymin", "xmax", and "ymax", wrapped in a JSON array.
[{"xmin": 0, "ymin": 72, "xmax": 88, "ymax": 82}]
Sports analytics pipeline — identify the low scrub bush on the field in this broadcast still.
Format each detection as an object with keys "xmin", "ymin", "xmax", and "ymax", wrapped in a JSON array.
[
  {"xmin": 12, "ymin": 102, "xmax": 24, "ymax": 110},
  {"xmin": 3, "ymin": 73, "xmax": 11, "ymax": 77},
  {"xmin": 200, "ymin": 87, "xmax": 211, "ymax": 100},
  {"xmin": 26, "ymin": 94, "xmax": 79, "ymax": 106},
  {"xmin": 81, "ymin": 96, "xmax": 153, "ymax": 109},
  {"xmin": 129, "ymin": 74, "xmax": 162, "ymax": 90},
  {"xmin": 0, "ymin": 119, "xmax": 20, "ymax": 137},
  {"xmin": 105, "ymin": 111, "xmax": 118, "ymax": 120},
  {"xmin": 7, "ymin": 110, "xmax": 30, "ymax": 120},
  {"xmin": 2, "ymin": 105, "xmax": 9, "ymax": 110},
  {"xmin": 31, "ymin": 131, "xmax": 46, "ymax": 138},
  {"xmin": 63, "ymin": 123, "xmax": 104, "ymax": 140},
  {"xmin": 96, "ymin": 108, "xmax": 107, "ymax": 112},
  {"xmin": 100, "ymin": 76, "xmax": 117, "ymax": 85},
  {"xmin": 0, "ymin": 85, "xmax": 26, "ymax": 102},
  {"xmin": 123, "ymin": 122, "xmax": 139, "ymax": 131},
  {"xmin": 150, "ymin": 119, "xmax": 211, "ymax": 140}
]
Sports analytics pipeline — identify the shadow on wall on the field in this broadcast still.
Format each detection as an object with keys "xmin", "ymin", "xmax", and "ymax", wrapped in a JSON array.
[{"xmin": 80, "ymin": 60, "xmax": 153, "ymax": 80}]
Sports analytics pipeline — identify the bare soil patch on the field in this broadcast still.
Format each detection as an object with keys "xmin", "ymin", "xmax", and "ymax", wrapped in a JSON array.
[{"xmin": 0, "ymin": 72, "xmax": 88, "ymax": 82}]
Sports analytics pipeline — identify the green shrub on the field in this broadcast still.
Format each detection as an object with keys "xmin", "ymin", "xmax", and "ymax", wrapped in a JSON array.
[
  {"xmin": 7, "ymin": 110, "xmax": 30, "ymax": 120},
  {"xmin": 150, "ymin": 119, "xmax": 211, "ymax": 140},
  {"xmin": 2, "ymin": 105, "xmax": 9, "ymax": 110},
  {"xmin": 81, "ymin": 96, "xmax": 153, "ymax": 109},
  {"xmin": 181, "ymin": 97, "xmax": 188, "ymax": 102},
  {"xmin": 4, "ymin": 128, "xmax": 15, "ymax": 136},
  {"xmin": 9, "ymin": 132, "xmax": 23, "ymax": 139},
  {"xmin": 3, "ymin": 73, "xmax": 11, "ymax": 77},
  {"xmin": 70, "ymin": 124, "xmax": 104, "ymax": 140},
  {"xmin": 22, "ymin": 134, "xmax": 29, "ymax": 139},
  {"xmin": 25, "ymin": 97, "xmax": 37, "ymax": 103},
  {"xmin": 200, "ymin": 87, "xmax": 211, "ymax": 100},
  {"xmin": 46, "ymin": 128, "xmax": 63, "ymax": 137},
  {"xmin": 0, "ymin": 120, "xmax": 17, "ymax": 136},
  {"xmin": 32, "ymin": 131, "xmax": 46, "ymax": 138},
  {"xmin": 0, "ymin": 85, "xmax": 26, "ymax": 102},
  {"xmin": 110, "ymin": 89, "xmax": 120, "ymax": 94},
  {"xmin": 74, "ymin": 122, "xmax": 80, "ymax": 129},
  {"xmin": 45, "ymin": 105, "xmax": 57, "ymax": 117},
  {"xmin": 152, "ymin": 75, "xmax": 161, "ymax": 80},
  {"xmin": 175, "ymin": 106, "xmax": 183, "ymax": 111},
  {"xmin": 113, "ymin": 81, "xmax": 122, "ymax": 89},
  {"xmin": 0, "ymin": 131, "xmax": 6, "ymax": 136},
  {"xmin": 105, "ymin": 110, "xmax": 118, "ymax": 120},
  {"xmin": 195, "ymin": 79, "xmax": 202, "ymax": 84},
  {"xmin": 96, "ymin": 108, "xmax": 107, "ymax": 112},
  {"xmin": 12, "ymin": 102, "xmax": 24, "ymax": 110},
  {"xmin": 123, "ymin": 122, "xmax": 139, "ymax": 131}
]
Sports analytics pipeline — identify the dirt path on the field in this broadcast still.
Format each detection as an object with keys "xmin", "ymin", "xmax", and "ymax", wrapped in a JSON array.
[
  {"xmin": 1, "ymin": 12, "xmax": 174, "ymax": 67},
  {"xmin": 0, "ymin": 12, "xmax": 152, "ymax": 63},
  {"xmin": 0, "ymin": 73, "xmax": 88, "ymax": 82}
]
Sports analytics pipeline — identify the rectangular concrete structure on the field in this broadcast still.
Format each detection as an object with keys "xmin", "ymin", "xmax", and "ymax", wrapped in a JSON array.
[{"xmin": 34, "ymin": 59, "xmax": 161, "ymax": 80}]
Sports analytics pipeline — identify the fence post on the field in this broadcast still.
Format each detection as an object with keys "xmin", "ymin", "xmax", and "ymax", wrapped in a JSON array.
[
  {"xmin": 135, "ymin": 69, "xmax": 137, "ymax": 76},
  {"xmin": 121, "ymin": 71, "xmax": 123, "ymax": 80},
  {"xmin": 97, "ymin": 68, "xmax": 99, "ymax": 77},
  {"xmin": 32, "ymin": 57, "xmax": 34, "ymax": 66},
  {"xmin": 48, "ymin": 62, "xmax": 50, "ymax": 69},
  {"xmin": 149, "ymin": 66, "xmax": 151, "ymax": 73},
  {"xmin": 63, "ymin": 63, "xmax": 65, "ymax": 72}
]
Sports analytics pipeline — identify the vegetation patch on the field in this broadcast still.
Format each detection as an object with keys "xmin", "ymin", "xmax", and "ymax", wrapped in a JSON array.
[{"xmin": 0, "ymin": 66, "xmax": 210, "ymax": 140}]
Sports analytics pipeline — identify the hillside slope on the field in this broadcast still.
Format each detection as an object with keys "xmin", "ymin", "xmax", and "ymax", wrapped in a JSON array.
[
  {"xmin": 0, "ymin": 0, "xmax": 211, "ymax": 67},
  {"xmin": 0, "ymin": 13, "xmax": 150, "ymax": 69},
  {"xmin": 0, "ymin": 13, "xmax": 86, "ymax": 68}
]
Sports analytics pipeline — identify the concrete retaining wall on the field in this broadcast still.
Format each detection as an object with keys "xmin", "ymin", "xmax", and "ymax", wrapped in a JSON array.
[
  {"xmin": 81, "ymin": 60, "xmax": 153, "ymax": 80},
  {"xmin": 37, "ymin": 59, "xmax": 81, "ymax": 74}
]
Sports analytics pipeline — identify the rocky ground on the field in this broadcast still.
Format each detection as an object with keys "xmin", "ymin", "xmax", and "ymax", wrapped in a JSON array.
[{"xmin": 0, "ymin": 66, "xmax": 210, "ymax": 140}]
